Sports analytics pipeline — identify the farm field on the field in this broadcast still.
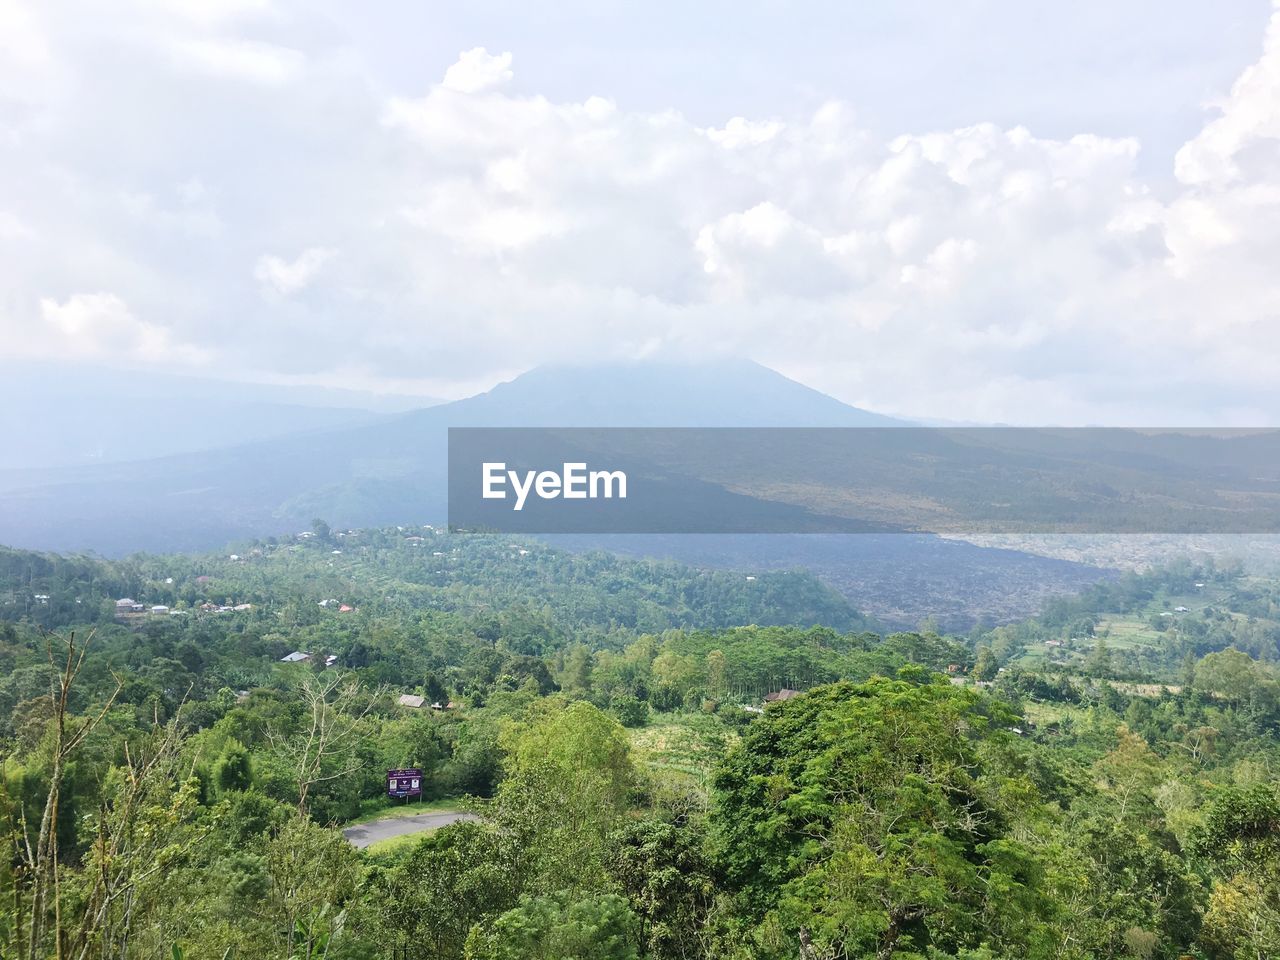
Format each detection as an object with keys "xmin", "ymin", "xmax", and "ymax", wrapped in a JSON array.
[{"xmin": 627, "ymin": 712, "xmax": 738, "ymax": 785}]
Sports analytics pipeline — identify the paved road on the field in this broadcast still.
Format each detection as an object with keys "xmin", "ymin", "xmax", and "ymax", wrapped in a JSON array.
[{"xmin": 342, "ymin": 810, "xmax": 478, "ymax": 848}]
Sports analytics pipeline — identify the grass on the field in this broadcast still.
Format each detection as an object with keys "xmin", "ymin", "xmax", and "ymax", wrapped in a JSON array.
[
  {"xmin": 1022, "ymin": 701, "xmax": 1078, "ymax": 727},
  {"xmin": 343, "ymin": 794, "xmax": 467, "ymax": 827},
  {"xmin": 628, "ymin": 712, "xmax": 738, "ymax": 782},
  {"xmin": 1094, "ymin": 616, "xmax": 1166, "ymax": 650},
  {"xmin": 361, "ymin": 831, "xmax": 439, "ymax": 857}
]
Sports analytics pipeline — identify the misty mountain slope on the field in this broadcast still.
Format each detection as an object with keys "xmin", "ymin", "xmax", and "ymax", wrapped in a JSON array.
[
  {"xmin": 0, "ymin": 363, "xmax": 440, "ymax": 470},
  {"xmin": 444, "ymin": 360, "xmax": 902, "ymax": 427},
  {"xmin": 0, "ymin": 360, "xmax": 901, "ymax": 554}
]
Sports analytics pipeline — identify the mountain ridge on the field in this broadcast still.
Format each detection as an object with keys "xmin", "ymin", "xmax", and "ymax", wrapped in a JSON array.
[{"xmin": 0, "ymin": 359, "xmax": 900, "ymax": 554}]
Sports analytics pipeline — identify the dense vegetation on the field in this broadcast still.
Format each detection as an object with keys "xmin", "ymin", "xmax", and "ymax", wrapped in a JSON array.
[{"xmin": 1, "ymin": 529, "xmax": 1278, "ymax": 958}]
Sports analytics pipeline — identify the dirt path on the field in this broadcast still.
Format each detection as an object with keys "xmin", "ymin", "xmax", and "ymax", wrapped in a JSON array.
[{"xmin": 342, "ymin": 810, "xmax": 477, "ymax": 848}]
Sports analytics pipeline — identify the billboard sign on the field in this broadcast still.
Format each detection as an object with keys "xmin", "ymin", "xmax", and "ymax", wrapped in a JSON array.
[{"xmin": 386, "ymin": 768, "xmax": 423, "ymax": 799}]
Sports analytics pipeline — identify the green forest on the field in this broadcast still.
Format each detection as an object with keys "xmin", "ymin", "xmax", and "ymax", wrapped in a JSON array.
[{"xmin": 1, "ymin": 528, "xmax": 1279, "ymax": 959}]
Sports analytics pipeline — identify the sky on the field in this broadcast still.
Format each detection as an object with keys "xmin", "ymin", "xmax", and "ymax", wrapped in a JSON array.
[{"xmin": 2, "ymin": 0, "xmax": 1279, "ymax": 424}]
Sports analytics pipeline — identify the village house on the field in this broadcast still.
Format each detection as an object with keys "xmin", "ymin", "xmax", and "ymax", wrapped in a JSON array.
[
  {"xmin": 280, "ymin": 651, "xmax": 312, "ymax": 663},
  {"xmin": 397, "ymin": 694, "xmax": 426, "ymax": 709},
  {"xmin": 764, "ymin": 688, "xmax": 802, "ymax": 705}
]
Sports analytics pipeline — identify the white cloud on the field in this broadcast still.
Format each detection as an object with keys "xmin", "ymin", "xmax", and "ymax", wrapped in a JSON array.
[
  {"xmin": 441, "ymin": 47, "xmax": 513, "ymax": 94},
  {"xmin": 707, "ymin": 117, "xmax": 782, "ymax": 148},
  {"xmin": 1174, "ymin": 5, "xmax": 1280, "ymax": 188},
  {"xmin": 255, "ymin": 248, "xmax": 335, "ymax": 295},
  {"xmin": 36, "ymin": 293, "xmax": 208, "ymax": 364},
  {"xmin": 171, "ymin": 37, "xmax": 304, "ymax": 84},
  {"xmin": 2, "ymin": 3, "xmax": 1280, "ymax": 423}
]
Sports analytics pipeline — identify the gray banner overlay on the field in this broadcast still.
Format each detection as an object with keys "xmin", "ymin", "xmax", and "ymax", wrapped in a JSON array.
[{"xmin": 447, "ymin": 427, "xmax": 1280, "ymax": 534}]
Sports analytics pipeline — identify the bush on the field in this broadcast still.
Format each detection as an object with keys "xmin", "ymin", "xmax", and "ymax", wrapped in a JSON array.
[{"xmin": 611, "ymin": 694, "xmax": 650, "ymax": 728}]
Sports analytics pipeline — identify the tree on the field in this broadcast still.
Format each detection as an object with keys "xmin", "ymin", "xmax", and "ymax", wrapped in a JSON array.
[
  {"xmin": 1190, "ymin": 782, "xmax": 1280, "ymax": 956},
  {"xmin": 214, "ymin": 744, "xmax": 253, "ymax": 793},
  {"xmin": 1196, "ymin": 648, "xmax": 1276, "ymax": 707},
  {"xmin": 7, "ymin": 631, "xmax": 122, "ymax": 960},
  {"xmin": 1093, "ymin": 725, "xmax": 1162, "ymax": 819},
  {"xmin": 971, "ymin": 647, "xmax": 999, "ymax": 681},
  {"xmin": 612, "ymin": 694, "xmax": 650, "ymax": 728},
  {"xmin": 267, "ymin": 673, "xmax": 379, "ymax": 816},
  {"xmin": 362, "ymin": 820, "xmax": 521, "ymax": 960},
  {"xmin": 705, "ymin": 650, "xmax": 727, "ymax": 699},
  {"xmin": 493, "ymin": 700, "xmax": 638, "ymax": 893},
  {"xmin": 263, "ymin": 818, "xmax": 362, "ymax": 959},
  {"xmin": 1052, "ymin": 818, "xmax": 1202, "ymax": 958},
  {"xmin": 464, "ymin": 892, "xmax": 640, "ymax": 960},
  {"xmin": 709, "ymin": 678, "xmax": 1057, "ymax": 960},
  {"xmin": 65, "ymin": 722, "xmax": 210, "ymax": 960},
  {"xmin": 608, "ymin": 817, "xmax": 716, "ymax": 960},
  {"xmin": 1086, "ymin": 639, "xmax": 1113, "ymax": 678}
]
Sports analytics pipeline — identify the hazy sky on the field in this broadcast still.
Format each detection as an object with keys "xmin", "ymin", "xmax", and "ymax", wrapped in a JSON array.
[{"xmin": 2, "ymin": 0, "xmax": 1279, "ymax": 423}]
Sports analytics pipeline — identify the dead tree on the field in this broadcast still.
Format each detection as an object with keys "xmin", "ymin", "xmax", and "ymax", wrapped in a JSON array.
[
  {"xmin": 268, "ymin": 673, "xmax": 382, "ymax": 817},
  {"xmin": 8, "ymin": 630, "xmax": 121, "ymax": 960}
]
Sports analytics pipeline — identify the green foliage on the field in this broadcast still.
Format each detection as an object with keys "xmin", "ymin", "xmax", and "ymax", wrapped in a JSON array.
[
  {"xmin": 972, "ymin": 646, "xmax": 999, "ymax": 681},
  {"xmin": 607, "ymin": 817, "xmax": 716, "ymax": 960},
  {"xmin": 611, "ymin": 694, "xmax": 650, "ymax": 728},
  {"xmin": 710, "ymin": 677, "xmax": 1055, "ymax": 959},
  {"xmin": 5, "ymin": 541, "xmax": 1280, "ymax": 959},
  {"xmin": 492, "ymin": 700, "xmax": 638, "ymax": 893},
  {"xmin": 363, "ymin": 821, "xmax": 523, "ymax": 960},
  {"xmin": 464, "ymin": 891, "xmax": 640, "ymax": 960}
]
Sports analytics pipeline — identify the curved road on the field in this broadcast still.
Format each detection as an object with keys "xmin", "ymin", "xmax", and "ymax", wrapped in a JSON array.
[{"xmin": 342, "ymin": 810, "xmax": 478, "ymax": 848}]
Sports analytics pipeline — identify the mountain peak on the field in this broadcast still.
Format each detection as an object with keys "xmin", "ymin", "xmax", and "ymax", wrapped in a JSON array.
[{"xmin": 440, "ymin": 357, "xmax": 900, "ymax": 427}]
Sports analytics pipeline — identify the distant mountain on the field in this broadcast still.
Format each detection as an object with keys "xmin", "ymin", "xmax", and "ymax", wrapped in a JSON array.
[
  {"xmin": 0, "ymin": 363, "xmax": 440, "ymax": 470},
  {"xmin": 0, "ymin": 359, "xmax": 901, "ymax": 553},
  {"xmin": 0, "ymin": 360, "xmax": 1127, "ymax": 628},
  {"xmin": 444, "ymin": 360, "xmax": 901, "ymax": 427}
]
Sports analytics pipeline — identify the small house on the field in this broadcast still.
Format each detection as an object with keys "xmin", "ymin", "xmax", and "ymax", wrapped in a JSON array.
[
  {"xmin": 280, "ymin": 651, "xmax": 312, "ymax": 663},
  {"xmin": 764, "ymin": 688, "xmax": 801, "ymax": 704},
  {"xmin": 397, "ymin": 694, "xmax": 426, "ymax": 709}
]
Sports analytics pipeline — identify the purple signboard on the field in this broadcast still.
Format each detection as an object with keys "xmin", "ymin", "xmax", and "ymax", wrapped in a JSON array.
[{"xmin": 387, "ymin": 767, "xmax": 423, "ymax": 799}]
